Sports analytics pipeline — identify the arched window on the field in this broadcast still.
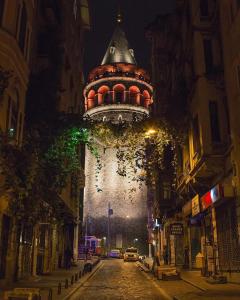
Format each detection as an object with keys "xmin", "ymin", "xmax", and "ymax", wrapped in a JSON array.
[
  {"xmin": 98, "ymin": 85, "xmax": 110, "ymax": 105},
  {"xmin": 143, "ymin": 90, "xmax": 151, "ymax": 108},
  {"xmin": 113, "ymin": 84, "xmax": 125, "ymax": 103},
  {"xmin": 87, "ymin": 89, "xmax": 95, "ymax": 109},
  {"xmin": 129, "ymin": 86, "xmax": 140, "ymax": 105},
  {"xmin": 18, "ymin": 2, "xmax": 27, "ymax": 53},
  {"xmin": 118, "ymin": 114, "xmax": 123, "ymax": 123}
]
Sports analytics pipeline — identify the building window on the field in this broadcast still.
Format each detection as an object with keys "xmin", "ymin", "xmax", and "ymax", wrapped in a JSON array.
[
  {"xmin": 192, "ymin": 115, "xmax": 201, "ymax": 154},
  {"xmin": 237, "ymin": 0, "xmax": 240, "ymax": 9},
  {"xmin": 203, "ymin": 39, "xmax": 213, "ymax": 74},
  {"xmin": 209, "ymin": 101, "xmax": 221, "ymax": 142},
  {"xmin": 237, "ymin": 65, "xmax": 240, "ymax": 88},
  {"xmin": 103, "ymin": 92, "xmax": 110, "ymax": 104},
  {"xmin": 0, "ymin": 215, "xmax": 10, "ymax": 279},
  {"xmin": 110, "ymin": 46, "xmax": 115, "ymax": 54},
  {"xmin": 18, "ymin": 2, "xmax": 27, "ymax": 53},
  {"xmin": 0, "ymin": 0, "xmax": 5, "ymax": 25},
  {"xmin": 200, "ymin": 0, "xmax": 209, "ymax": 17}
]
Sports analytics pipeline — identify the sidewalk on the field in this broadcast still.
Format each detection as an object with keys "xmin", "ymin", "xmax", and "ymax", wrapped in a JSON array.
[
  {"xmin": 0, "ymin": 257, "xmax": 100, "ymax": 300},
  {"xmin": 174, "ymin": 270, "xmax": 240, "ymax": 300}
]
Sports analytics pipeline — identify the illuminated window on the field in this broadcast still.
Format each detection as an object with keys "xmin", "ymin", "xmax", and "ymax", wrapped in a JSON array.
[
  {"xmin": 129, "ymin": 49, "xmax": 134, "ymax": 57},
  {"xmin": 110, "ymin": 46, "xmax": 115, "ymax": 54},
  {"xmin": 118, "ymin": 115, "xmax": 123, "ymax": 122}
]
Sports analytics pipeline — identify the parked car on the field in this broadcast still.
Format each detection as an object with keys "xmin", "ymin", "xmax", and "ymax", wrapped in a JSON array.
[
  {"xmin": 109, "ymin": 249, "xmax": 121, "ymax": 258},
  {"xmin": 123, "ymin": 247, "xmax": 139, "ymax": 262}
]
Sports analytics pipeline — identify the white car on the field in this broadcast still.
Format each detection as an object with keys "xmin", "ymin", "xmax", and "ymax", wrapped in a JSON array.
[
  {"xmin": 123, "ymin": 247, "xmax": 139, "ymax": 262},
  {"xmin": 109, "ymin": 249, "xmax": 121, "ymax": 258}
]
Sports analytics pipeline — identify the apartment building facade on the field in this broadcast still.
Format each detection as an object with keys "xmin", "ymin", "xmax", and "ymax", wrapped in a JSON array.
[
  {"xmin": 0, "ymin": 0, "xmax": 89, "ymax": 286},
  {"xmin": 147, "ymin": 0, "xmax": 240, "ymax": 275}
]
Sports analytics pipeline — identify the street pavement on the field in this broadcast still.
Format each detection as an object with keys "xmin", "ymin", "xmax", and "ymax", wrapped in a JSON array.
[
  {"xmin": 68, "ymin": 259, "xmax": 240, "ymax": 300},
  {"xmin": 69, "ymin": 259, "xmax": 171, "ymax": 300}
]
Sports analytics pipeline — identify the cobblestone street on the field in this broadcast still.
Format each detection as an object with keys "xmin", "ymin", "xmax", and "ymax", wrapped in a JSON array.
[{"xmin": 70, "ymin": 259, "xmax": 170, "ymax": 300}]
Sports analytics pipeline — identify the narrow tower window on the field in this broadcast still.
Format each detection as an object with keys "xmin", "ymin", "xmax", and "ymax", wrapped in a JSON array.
[
  {"xmin": 110, "ymin": 46, "xmax": 115, "ymax": 54},
  {"xmin": 129, "ymin": 49, "xmax": 134, "ymax": 57}
]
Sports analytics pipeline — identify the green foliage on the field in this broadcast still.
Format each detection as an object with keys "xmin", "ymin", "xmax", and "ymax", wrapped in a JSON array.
[{"xmin": 0, "ymin": 112, "xmax": 182, "ymax": 223}]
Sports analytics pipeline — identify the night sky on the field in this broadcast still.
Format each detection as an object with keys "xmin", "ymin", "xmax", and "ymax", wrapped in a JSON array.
[{"xmin": 84, "ymin": 0, "xmax": 176, "ymax": 77}]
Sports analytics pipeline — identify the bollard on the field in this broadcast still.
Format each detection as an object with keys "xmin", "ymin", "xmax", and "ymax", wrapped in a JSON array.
[
  {"xmin": 57, "ymin": 282, "xmax": 62, "ymax": 295},
  {"xmin": 71, "ymin": 275, "xmax": 74, "ymax": 285},
  {"xmin": 75, "ymin": 272, "xmax": 78, "ymax": 282},
  {"xmin": 48, "ymin": 288, "xmax": 53, "ymax": 300},
  {"xmin": 65, "ymin": 278, "xmax": 69, "ymax": 289}
]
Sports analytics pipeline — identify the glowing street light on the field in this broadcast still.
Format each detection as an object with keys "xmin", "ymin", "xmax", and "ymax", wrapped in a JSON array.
[{"xmin": 145, "ymin": 128, "xmax": 157, "ymax": 137}]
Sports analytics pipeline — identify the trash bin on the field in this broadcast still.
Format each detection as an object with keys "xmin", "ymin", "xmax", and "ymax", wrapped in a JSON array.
[{"xmin": 195, "ymin": 252, "xmax": 204, "ymax": 269}]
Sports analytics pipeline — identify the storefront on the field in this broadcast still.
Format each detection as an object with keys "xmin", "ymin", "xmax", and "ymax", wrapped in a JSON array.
[{"xmin": 200, "ymin": 182, "xmax": 240, "ymax": 274}]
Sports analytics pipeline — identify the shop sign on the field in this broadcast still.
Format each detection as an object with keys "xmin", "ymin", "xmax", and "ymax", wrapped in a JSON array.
[
  {"xmin": 192, "ymin": 195, "xmax": 200, "ymax": 216},
  {"xmin": 201, "ymin": 184, "xmax": 224, "ymax": 210},
  {"xmin": 170, "ymin": 223, "xmax": 184, "ymax": 235}
]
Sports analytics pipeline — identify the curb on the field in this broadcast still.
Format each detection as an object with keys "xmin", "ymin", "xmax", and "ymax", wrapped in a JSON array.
[
  {"xmin": 62, "ymin": 260, "xmax": 103, "ymax": 300},
  {"xmin": 180, "ymin": 277, "xmax": 206, "ymax": 292}
]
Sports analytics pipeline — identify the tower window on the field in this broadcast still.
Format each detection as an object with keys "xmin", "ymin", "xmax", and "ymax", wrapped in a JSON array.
[
  {"xmin": 118, "ymin": 114, "xmax": 123, "ymax": 122},
  {"xmin": 103, "ymin": 92, "xmax": 110, "ymax": 104},
  {"xmin": 115, "ymin": 91, "xmax": 123, "ymax": 103},
  {"xmin": 209, "ymin": 101, "xmax": 221, "ymax": 142},
  {"xmin": 110, "ymin": 46, "xmax": 115, "ymax": 54},
  {"xmin": 129, "ymin": 49, "xmax": 134, "ymax": 57}
]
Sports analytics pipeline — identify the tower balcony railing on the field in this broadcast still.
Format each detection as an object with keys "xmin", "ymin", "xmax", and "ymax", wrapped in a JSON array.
[{"xmin": 86, "ymin": 91, "xmax": 152, "ymax": 111}]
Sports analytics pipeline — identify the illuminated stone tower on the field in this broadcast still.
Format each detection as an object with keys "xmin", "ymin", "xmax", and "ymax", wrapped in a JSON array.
[{"xmin": 83, "ymin": 15, "xmax": 153, "ymax": 250}]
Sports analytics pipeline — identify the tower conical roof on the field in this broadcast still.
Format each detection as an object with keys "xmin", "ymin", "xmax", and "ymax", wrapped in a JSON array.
[{"xmin": 101, "ymin": 24, "xmax": 137, "ymax": 65}]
